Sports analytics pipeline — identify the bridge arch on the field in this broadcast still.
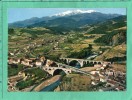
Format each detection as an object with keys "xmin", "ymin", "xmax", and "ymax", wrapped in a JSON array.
[
  {"xmin": 63, "ymin": 59, "xmax": 68, "ymax": 64},
  {"xmin": 83, "ymin": 61, "xmax": 87, "ymax": 65},
  {"xmin": 60, "ymin": 58, "xmax": 69, "ymax": 64},
  {"xmin": 98, "ymin": 62, "xmax": 101, "ymax": 65},
  {"xmin": 94, "ymin": 62, "xmax": 97, "ymax": 65},
  {"xmin": 69, "ymin": 60, "xmax": 81, "ymax": 68},
  {"xmin": 53, "ymin": 69, "xmax": 66, "ymax": 76}
]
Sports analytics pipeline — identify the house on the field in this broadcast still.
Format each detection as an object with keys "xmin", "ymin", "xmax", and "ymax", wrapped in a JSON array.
[
  {"xmin": 23, "ymin": 76, "xmax": 28, "ymax": 81},
  {"xmin": 18, "ymin": 71, "xmax": 26, "ymax": 77},
  {"xmin": 20, "ymin": 58, "xmax": 36, "ymax": 67},
  {"xmin": 8, "ymin": 58, "xmax": 21, "ymax": 64},
  {"xmin": 40, "ymin": 56, "xmax": 46, "ymax": 62},
  {"xmin": 115, "ymin": 86, "xmax": 124, "ymax": 91},
  {"xmin": 45, "ymin": 59, "xmax": 54, "ymax": 67},
  {"xmin": 9, "ymin": 52, "xmax": 14, "ymax": 56},
  {"xmin": 91, "ymin": 81, "xmax": 98, "ymax": 85},
  {"xmin": 91, "ymin": 72, "xmax": 100, "ymax": 81},
  {"xmin": 108, "ymin": 70, "xmax": 114, "ymax": 76},
  {"xmin": 29, "ymin": 58, "xmax": 36, "ymax": 62},
  {"xmin": 8, "ymin": 58, "xmax": 14, "ymax": 64},
  {"xmin": 102, "ymin": 62, "xmax": 111, "ymax": 67},
  {"xmin": 100, "ymin": 69, "xmax": 105, "ymax": 75},
  {"xmin": 21, "ymin": 60, "xmax": 33, "ymax": 67},
  {"xmin": 13, "ymin": 59, "xmax": 21, "ymax": 64},
  {"xmin": 100, "ymin": 76, "xmax": 107, "ymax": 82},
  {"xmin": 24, "ymin": 59, "xmax": 33, "ymax": 62},
  {"xmin": 106, "ymin": 80, "xmax": 117, "ymax": 87},
  {"xmin": 36, "ymin": 61, "xmax": 43, "ymax": 68},
  {"xmin": 90, "ymin": 71, "xmax": 100, "ymax": 75}
]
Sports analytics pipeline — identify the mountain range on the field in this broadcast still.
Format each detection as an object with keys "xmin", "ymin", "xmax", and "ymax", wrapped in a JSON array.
[{"xmin": 9, "ymin": 10, "xmax": 121, "ymax": 29}]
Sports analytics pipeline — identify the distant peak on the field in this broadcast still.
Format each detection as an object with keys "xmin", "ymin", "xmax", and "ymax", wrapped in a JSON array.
[{"xmin": 52, "ymin": 9, "xmax": 97, "ymax": 17}]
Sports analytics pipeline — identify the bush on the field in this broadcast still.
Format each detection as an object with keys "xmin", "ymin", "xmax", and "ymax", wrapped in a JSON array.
[
  {"xmin": 16, "ymin": 78, "xmax": 35, "ymax": 90},
  {"xmin": 24, "ymin": 68, "xmax": 47, "ymax": 78},
  {"xmin": 8, "ymin": 64, "xmax": 23, "ymax": 77},
  {"xmin": 8, "ymin": 28, "xmax": 15, "ymax": 34},
  {"xmin": 106, "ymin": 56, "xmax": 126, "ymax": 62},
  {"xmin": 45, "ymin": 55, "xmax": 60, "ymax": 62}
]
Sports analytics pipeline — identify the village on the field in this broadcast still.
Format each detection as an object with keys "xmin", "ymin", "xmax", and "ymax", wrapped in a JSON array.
[
  {"xmin": 8, "ymin": 54, "xmax": 126, "ymax": 92},
  {"xmin": 89, "ymin": 64, "xmax": 126, "ymax": 91}
]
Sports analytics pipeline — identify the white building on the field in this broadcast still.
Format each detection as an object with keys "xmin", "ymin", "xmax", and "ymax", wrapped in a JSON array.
[{"xmin": 36, "ymin": 61, "xmax": 43, "ymax": 68}]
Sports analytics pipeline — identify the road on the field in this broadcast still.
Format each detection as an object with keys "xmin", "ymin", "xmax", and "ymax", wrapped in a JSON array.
[{"xmin": 55, "ymin": 62, "xmax": 92, "ymax": 76}]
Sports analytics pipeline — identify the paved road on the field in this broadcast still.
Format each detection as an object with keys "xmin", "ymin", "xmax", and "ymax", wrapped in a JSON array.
[{"xmin": 55, "ymin": 62, "xmax": 92, "ymax": 76}]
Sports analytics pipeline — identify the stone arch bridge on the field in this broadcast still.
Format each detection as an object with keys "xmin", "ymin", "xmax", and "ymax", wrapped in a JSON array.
[
  {"xmin": 43, "ymin": 58, "xmax": 111, "ymax": 76},
  {"xmin": 60, "ymin": 58, "xmax": 111, "ymax": 67},
  {"xmin": 43, "ymin": 66, "xmax": 72, "ymax": 76},
  {"xmin": 43, "ymin": 62, "xmax": 91, "ymax": 76}
]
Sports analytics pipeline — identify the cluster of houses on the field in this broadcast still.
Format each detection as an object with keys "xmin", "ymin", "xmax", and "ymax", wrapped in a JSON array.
[
  {"xmin": 8, "ymin": 57, "xmax": 57, "ymax": 91},
  {"xmin": 8, "ymin": 55, "xmax": 59, "ymax": 70},
  {"xmin": 8, "ymin": 56, "xmax": 46, "ymax": 68},
  {"xmin": 8, "ymin": 52, "xmax": 126, "ymax": 92},
  {"xmin": 90, "ymin": 65, "xmax": 126, "ymax": 91}
]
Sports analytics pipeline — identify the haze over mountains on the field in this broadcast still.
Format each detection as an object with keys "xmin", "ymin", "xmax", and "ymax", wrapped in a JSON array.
[{"xmin": 9, "ymin": 10, "xmax": 121, "ymax": 28}]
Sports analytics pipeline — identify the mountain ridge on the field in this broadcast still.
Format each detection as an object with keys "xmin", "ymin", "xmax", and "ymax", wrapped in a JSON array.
[{"xmin": 9, "ymin": 11, "xmax": 121, "ymax": 28}]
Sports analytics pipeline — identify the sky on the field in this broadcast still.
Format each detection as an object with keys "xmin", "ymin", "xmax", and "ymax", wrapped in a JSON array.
[{"xmin": 8, "ymin": 8, "xmax": 126, "ymax": 23}]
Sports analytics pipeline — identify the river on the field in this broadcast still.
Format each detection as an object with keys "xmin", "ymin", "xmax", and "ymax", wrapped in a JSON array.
[
  {"xmin": 33, "ymin": 75, "xmax": 61, "ymax": 92},
  {"xmin": 40, "ymin": 79, "xmax": 61, "ymax": 91},
  {"xmin": 34, "ymin": 61, "xmax": 82, "ymax": 91},
  {"xmin": 75, "ymin": 62, "xmax": 81, "ymax": 68}
]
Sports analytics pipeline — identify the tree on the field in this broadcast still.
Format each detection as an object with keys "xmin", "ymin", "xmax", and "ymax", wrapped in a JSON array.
[
  {"xmin": 86, "ymin": 44, "xmax": 93, "ymax": 56},
  {"xmin": 8, "ymin": 28, "xmax": 14, "ymax": 34},
  {"xmin": 88, "ymin": 44, "xmax": 93, "ymax": 51}
]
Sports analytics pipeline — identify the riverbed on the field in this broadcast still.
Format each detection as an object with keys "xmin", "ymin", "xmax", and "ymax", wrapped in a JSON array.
[{"xmin": 33, "ymin": 75, "xmax": 61, "ymax": 92}]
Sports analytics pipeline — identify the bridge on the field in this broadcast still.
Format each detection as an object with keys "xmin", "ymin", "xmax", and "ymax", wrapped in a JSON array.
[
  {"xmin": 60, "ymin": 58, "xmax": 111, "ymax": 67},
  {"xmin": 43, "ymin": 62, "xmax": 91, "ymax": 76},
  {"xmin": 43, "ymin": 58, "xmax": 111, "ymax": 76},
  {"xmin": 43, "ymin": 66, "xmax": 72, "ymax": 76}
]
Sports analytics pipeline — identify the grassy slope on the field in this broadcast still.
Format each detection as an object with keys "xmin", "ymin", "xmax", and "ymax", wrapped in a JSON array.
[{"xmin": 59, "ymin": 74, "xmax": 91, "ymax": 91}]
